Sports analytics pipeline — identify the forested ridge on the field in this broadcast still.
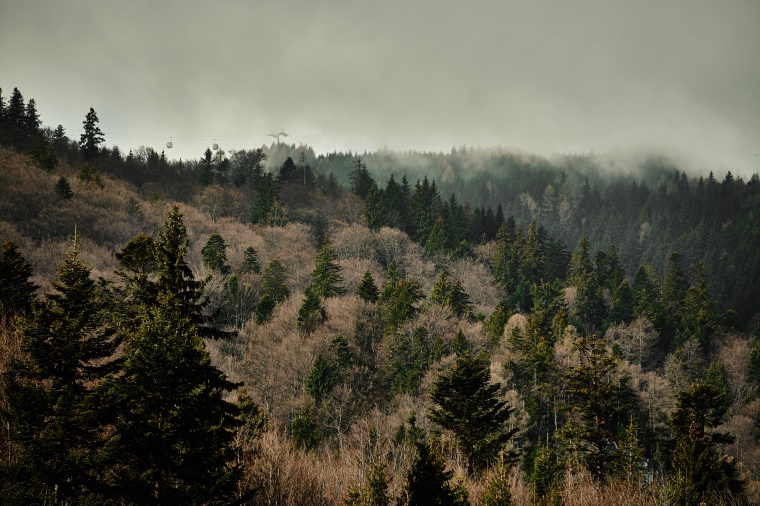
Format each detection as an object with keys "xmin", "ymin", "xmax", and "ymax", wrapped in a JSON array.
[{"xmin": 2, "ymin": 86, "xmax": 760, "ymax": 505}]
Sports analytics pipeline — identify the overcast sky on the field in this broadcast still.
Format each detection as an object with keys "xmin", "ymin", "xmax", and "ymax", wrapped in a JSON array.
[{"xmin": 2, "ymin": 0, "xmax": 759, "ymax": 175}]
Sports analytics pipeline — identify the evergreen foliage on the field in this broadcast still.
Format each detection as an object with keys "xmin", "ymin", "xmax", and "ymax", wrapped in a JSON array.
[
  {"xmin": 556, "ymin": 333, "xmax": 637, "ymax": 480},
  {"xmin": 401, "ymin": 440, "xmax": 468, "ymax": 506},
  {"xmin": 297, "ymin": 285, "xmax": 327, "ymax": 334},
  {"xmin": 78, "ymin": 107, "xmax": 104, "ymax": 161},
  {"xmin": 356, "ymin": 270, "xmax": 380, "ymax": 303},
  {"xmin": 242, "ymin": 246, "xmax": 261, "ymax": 274},
  {"xmin": 309, "ymin": 236, "xmax": 345, "ymax": 298},
  {"xmin": 669, "ymin": 380, "xmax": 742, "ymax": 504},
  {"xmin": 100, "ymin": 207, "xmax": 242, "ymax": 503},
  {"xmin": 429, "ymin": 351, "xmax": 518, "ymax": 473},
  {"xmin": 0, "ymin": 241, "xmax": 36, "ymax": 317},
  {"xmin": 6, "ymin": 241, "xmax": 118, "ymax": 504},
  {"xmin": 201, "ymin": 233, "xmax": 231, "ymax": 274},
  {"xmin": 55, "ymin": 176, "xmax": 73, "ymax": 199}
]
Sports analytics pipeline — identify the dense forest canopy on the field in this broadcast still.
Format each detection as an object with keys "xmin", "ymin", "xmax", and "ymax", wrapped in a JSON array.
[{"xmin": 2, "ymin": 85, "xmax": 760, "ymax": 505}]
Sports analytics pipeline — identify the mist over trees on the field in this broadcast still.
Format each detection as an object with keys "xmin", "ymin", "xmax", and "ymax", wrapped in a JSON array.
[{"xmin": 2, "ymin": 84, "xmax": 760, "ymax": 504}]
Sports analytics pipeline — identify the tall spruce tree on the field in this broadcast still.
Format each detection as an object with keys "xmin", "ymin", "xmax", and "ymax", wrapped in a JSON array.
[
  {"xmin": 309, "ymin": 236, "xmax": 345, "ymax": 298},
  {"xmin": 79, "ymin": 107, "xmax": 104, "ymax": 161},
  {"xmin": 0, "ymin": 241, "xmax": 36, "ymax": 317},
  {"xmin": 669, "ymin": 380, "xmax": 742, "ymax": 505},
  {"xmin": 401, "ymin": 440, "xmax": 468, "ymax": 506},
  {"xmin": 356, "ymin": 270, "xmax": 379, "ymax": 303},
  {"xmin": 6, "ymin": 240, "xmax": 118, "ymax": 503},
  {"xmin": 429, "ymin": 351, "xmax": 518, "ymax": 473},
  {"xmin": 555, "ymin": 333, "xmax": 637, "ymax": 480},
  {"xmin": 101, "ymin": 207, "xmax": 242, "ymax": 504}
]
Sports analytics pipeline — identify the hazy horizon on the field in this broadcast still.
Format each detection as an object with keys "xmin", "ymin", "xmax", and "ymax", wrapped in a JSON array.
[{"xmin": 2, "ymin": 0, "xmax": 759, "ymax": 176}]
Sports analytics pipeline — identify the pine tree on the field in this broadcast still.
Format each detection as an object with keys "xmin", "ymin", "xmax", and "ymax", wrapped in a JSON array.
[
  {"xmin": 242, "ymin": 246, "xmax": 261, "ymax": 274},
  {"xmin": 556, "ymin": 333, "xmax": 637, "ymax": 480},
  {"xmin": 662, "ymin": 252, "xmax": 688, "ymax": 326},
  {"xmin": 262, "ymin": 259, "xmax": 290, "ymax": 303},
  {"xmin": 429, "ymin": 351, "xmax": 518, "ymax": 473},
  {"xmin": 309, "ymin": 236, "xmax": 345, "ymax": 298},
  {"xmin": 101, "ymin": 207, "xmax": 242, "ymax": 504},
  {"xmin": 480, "ymin": 454, "xmax": 514, "ymax": 506},
  {"xmin": 0, "ymin": 241, "xmax": 36, "ymax": 316},
  {"xmin": 349, "ymin": 157, "xmax": 375, "ymax": 198},
  {"xmin": 79, "ymin": 107, "xmax": 104, "ymax": 161},
  {"xmin": 345, "ymin": 461, "xmax": 391, "ymax": 506},
  {"xmin": 669, "ymin": 380, "xmax": 742, "ymax": 505},
  {"xmin": 401, "ymin": 440, "xmax": 468, "ymax": 506},
  {"xmin": 251, "ymin": 172, "xmax": 282, "ymax": 225},
  {"xmin": 356, "ymin": 270, "xmax": 379, "ymax": 303},
  {"xmin": 23, "ymin": 98, "xmax": 40, "ymax": 136},
  {"xmin": 199, "ymin": 148, "xmax": 214, "ymax": 186},
  {"xmin": 277, "ymin": 156, "xmax": 299, "ymax": 183},
  {"xmin": 297, "ymin": 285, "xmax": 327, "ymax": 334},
  {"xmin": 201, "ymin": 233, "xmax": 231, "ymax": 274},
  {"xmin": 305, "ymin": 353, "xmax": 336, "ymax": 404},
  {"xmin": 55, "ymin": 176, "xmax": 73, "ymax": 199},
  {"xmin": 6, "ymin": 240, "xmax": 119, "ymax": 503}
]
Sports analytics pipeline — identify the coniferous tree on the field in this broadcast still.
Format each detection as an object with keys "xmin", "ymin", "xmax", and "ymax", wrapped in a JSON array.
[
  {"xmin": 30, "ymin": 131, "xmax": 57, "ymax": 171},
  {"xmin": 101, "ymin": 207, "xmax": 242, "ymax": 504},
  {"xmin": 242, "ymin": 246, "xmax": 261, "ymax": 274},
  {"xmin": 6, "ymin": 240, "xmax": 118, "ymax": 504},
  {"xmin": 277, "ymin": 156, "xmax": 299, "ymax": 183},
  {"xmin": 681, "ymin": 261, "xmax": 718, "ymax": 347},
  {"xmin": 555, "ymin": 333, "xmax": 637, "ymax": 480},
  {"xmin": 251, "ymin": 172, "xmax": 282, "ymax": 225},
  {"xmin": 345, "ymin": 460, "xmax": 391, "ymax": 506},
  {"xmin": 349, "ymin": 157, "xmax": 375, "ymax": 199},
  {"xmin": 305, "ymin": 353, "xmax": 336, "ymax": 404},
  {"xmin": 0, "ymin": 241, "xmax": 36, "ymax": 317},
  {"xmin": 201, "ymin": 233, "xmax": 231, "ymax": 275},
  {"xmin": 55, "ymin": 176, "xmax": 73, "ymax": 199},
  {"xmin": 669, "ymin": 380, "xmax": 742, "ymax": 505},
  {"xmin": 429, "ymin": 351, "xmax": 518, "ymax": 473},
  {"xmin": 261, "ymin": 259, "xmax": 290, "ymax": 304},
  {"xmin": 356, "ymin": 270, "xmax": 380, "ymax": 303},
  {"xmin": 662, "ymin": 252, "xmax": 689, "ymax": 328},
  {"xmin": 199, "ymin": 148, "xmax": 214, "ymax": 186},
  {"xmin": 309, "ymin": 236, "xmax": 345, "ymax": 298},
  {"xmin": 567, "ymin": 237, "xmax": 605, "ymax": 333},
  {"xmin": 78, "ymin": 107, "xmax": 104, "ymax": 162},
  {"xmin": 297, "ymin": 285, "xmax": 327, "ymax": 334},
  {"xmin": 401, "ymin": 440, "xmax": 468, "ymax": 506}
]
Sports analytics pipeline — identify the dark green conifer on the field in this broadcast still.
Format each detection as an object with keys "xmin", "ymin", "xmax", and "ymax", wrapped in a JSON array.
[
  {"xmin": 309, "ymin": 236, "xmax": 345, "ymax": 298},
  {"xmin": 429, "ymin": 351, "xmax": 518, "ymax": 473},
  {"xmin": 261, "ymin": 259, "xmax": 290, "ymax": 303},
  {"xmin": 0, "ymin": 241, "xmax": 36, "ymax": 316},
  {"xmin": 356, "ymin": 270, "xmax": 379, "ymax": 303},
  {"xmin": 401, "ymin": 440, "xmax": 468, "ymax": 506},
  {"xmin": 101, "ymin": 207, "xmax": 241, "ymax": 504},
  {"xmin": 297, "ymin": 285, "xmax": 327, "ymax": 334},
  {"xmin": 78, "ymin": 107, "xmax": 104, "ymax": 161},
  {"xmin": 55, "ymin": 176, "xmax": 73, "ymax": 199},
  {"xmin": 7, "ymin": 240, "xmax": 118, "ymax": 503},
  {"xmin": 201, "ymin": 233, "xmax": 231, "ymax": 274},
  {"xmin": 242, "ymin": 246, "xmax": 261, "ymax": 273},
  {"xmin": 305, "ymin": 353, "xmax": 336, "ymax": 404},
  {"xmin": 669, "ymin": 380, "xmax": 742, "ymax": 505}
]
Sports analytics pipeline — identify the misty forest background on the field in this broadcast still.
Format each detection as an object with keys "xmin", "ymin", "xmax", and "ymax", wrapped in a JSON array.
[{"xmin": 1, "ymin": 86, "xmax": 760, "ymax": 505}]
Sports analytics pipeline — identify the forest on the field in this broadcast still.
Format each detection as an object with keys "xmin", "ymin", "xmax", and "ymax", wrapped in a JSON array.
[{"xmin": 1, "ymin": 85, "xmax": 760, "ymax": 505}]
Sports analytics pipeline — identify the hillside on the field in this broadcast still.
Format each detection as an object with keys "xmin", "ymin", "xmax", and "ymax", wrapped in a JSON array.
[{"xmin": 1, "ymin": 96, "xmax": 760, "ymax": 504}]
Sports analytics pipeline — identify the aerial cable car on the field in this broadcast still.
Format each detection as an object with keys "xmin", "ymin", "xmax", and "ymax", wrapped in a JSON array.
[
  {"xmin": 166, "ymin": 137, "xmax": 173, "ymax": 149},
  {"xmin": 213, "ymin": 139, "xmax": 219, "ymax": 150}
]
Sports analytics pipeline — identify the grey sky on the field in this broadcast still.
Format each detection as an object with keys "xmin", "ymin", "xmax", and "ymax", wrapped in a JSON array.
[{"xmin": 2, "ymin": 0, "xmax": 759, "ymax": 175}]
